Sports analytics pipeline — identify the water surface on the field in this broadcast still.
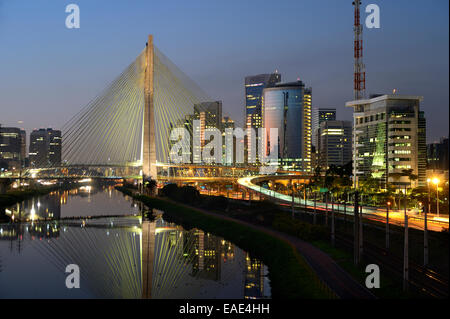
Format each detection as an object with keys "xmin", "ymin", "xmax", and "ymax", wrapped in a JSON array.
[{"xmin": 0, "ymin": 186, "xmax": 271, "ymax": 299}]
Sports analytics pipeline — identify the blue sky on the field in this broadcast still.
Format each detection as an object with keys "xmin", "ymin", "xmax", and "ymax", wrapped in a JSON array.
[{"xmin": 0, "ymin": 0, "xmax": 448, "ymax": 142}]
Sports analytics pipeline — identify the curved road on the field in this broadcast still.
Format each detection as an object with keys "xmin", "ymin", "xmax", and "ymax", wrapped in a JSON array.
[{"xmin": 238, "ymin": 176, "xmax": 449, "ymax": 232}]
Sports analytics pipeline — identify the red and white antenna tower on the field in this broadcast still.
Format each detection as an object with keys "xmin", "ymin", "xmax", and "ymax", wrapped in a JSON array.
[{"xmin": 353, "ymin": 0, "xmax": 366, "ymax": 100}]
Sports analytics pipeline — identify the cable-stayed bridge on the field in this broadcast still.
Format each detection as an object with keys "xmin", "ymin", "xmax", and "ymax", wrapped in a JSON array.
[
  {"xmin": 58, "ymin": 34, "xmax": 255, "ymax": 182},
  {"xmin": 0, "ymin": 34, "xmax": 311, "ymax": 200},
  {"xmin": 61, "ymin": 35, "xmax": 211, "ymax": 179},
  {"xmin": 0, "ymin": 35, "xmax": 279, "ymax": 182}
]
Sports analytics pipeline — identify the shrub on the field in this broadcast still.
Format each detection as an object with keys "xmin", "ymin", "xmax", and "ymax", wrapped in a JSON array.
[{"xmin": 272, "ymin": 212, "xmax": 328, "ymax": 241}]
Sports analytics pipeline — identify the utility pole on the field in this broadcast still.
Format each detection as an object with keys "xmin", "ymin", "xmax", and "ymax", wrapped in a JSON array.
[
  {"xmin": 386, "ymin": 201, "xmax": 390, "ymax": 250},
  {"xmin": 331, "ymin": 194, "xmax": 335, "ymax": 247},
  {"xmin": 359, "ymin": 203, "xmax": 363, "ymax": 258},
  {"xmin": 436, "ymin": 181, "xmax": 440, "ymax": 217},
  {"xmin": 343, "ymin": 194, "xmax": 347, "ymax": 226},
  {"xmin": 325, "ymin": 192, "xmax": 328, "ymax": 226},
  {"xmin": 304, "ymin": 186, "xmax": 307, "ymax": 214},
  {"xmin": 354, "ymin": 191, "xmax": 360, "ymax": 265},
  {"xmin": 424, "ymin": 201, "xmax": 428, "ymax": 267},
  {"xmin": 425, "ymin": 180, "xmax": 431, "ymax": 267},
  {"xmin": 403, "ymin": 186, "xmax": 409, "ymax": 291},
  {"xmin": 331, "ymin": 194, "xmax": 334, "ymax": 218},
  {"xmin": 313, "ymin": 192, "xmax": 317, "ymax": 225},
  {"xmin": 291, "ymin": 188, "xmax": 295, "ymax": 218}
]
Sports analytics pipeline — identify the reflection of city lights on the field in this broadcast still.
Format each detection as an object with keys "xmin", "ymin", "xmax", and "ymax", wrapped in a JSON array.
[
  {"xmin": 79, "ymin": 185, "xmax": 92, "ymax": 193},
  {"xmin": 78, "ymin": 178, "xmax": 92, "ymax": 183}
]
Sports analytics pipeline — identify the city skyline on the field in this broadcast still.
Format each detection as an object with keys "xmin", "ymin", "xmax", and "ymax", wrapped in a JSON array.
[
  {"xmin": 1, "ymin": 1, "xmax": 449, "ymax": 302},
  {"xmin": 0, "ymin": 0, "xmax": 448, "ymax": 143}
]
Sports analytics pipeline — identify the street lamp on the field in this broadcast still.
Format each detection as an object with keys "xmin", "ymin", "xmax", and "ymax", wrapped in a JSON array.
[
  {"xmin": 432, "ymin": 178, "xmax": 440, "ymax": 217},
  {"xmin": 386, "ymin": 201, "xmax": 391, "ymax": 249}
]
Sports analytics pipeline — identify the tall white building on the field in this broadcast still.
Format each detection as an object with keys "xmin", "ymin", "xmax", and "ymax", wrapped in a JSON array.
[{"xmin": 346, "ymin": 94, "xmax": 427, "ymax": 190}]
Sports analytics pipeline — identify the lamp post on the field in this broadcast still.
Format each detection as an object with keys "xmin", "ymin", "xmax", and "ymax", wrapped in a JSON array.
[
  {"xmin": 325, "ymin": 192, "xmax": 328, "ymax": 226},
  {"xmin": 386, "ymin": 201, "xmax": 390, "ymax": 250},
  {"xmin": 403, "ymin": 184, "xmax": 409, "ymax": 291},
  {"xmin": 432, "ymin": 178, "xmax": 440, "ymax": 217},
  {"xmin": 425, "ymin": 179, "xmax": 431, "ymax": 266},
  {"xmin": 291, "ymin": 188, "xmax": 295, "ymax": 218},
  {"xmin": 331, "ymin": 194, "xmax": 335, "ymax": 247},
  {"xmin": 313, "ymin": 191, "xmax": 317, "ymax": 225}
]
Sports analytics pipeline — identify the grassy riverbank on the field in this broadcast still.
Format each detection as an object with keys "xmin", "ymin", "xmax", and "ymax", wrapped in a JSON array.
[
  {"xmin": 0, "ymin": 187, "xmax": 58, "ymax": 208},
  {"xmin": 0, "ymin": 182, "xmax": 86, "ymax": 222},
  {"xmin": 122, "ymin": 183, "xmax": 449, "ymax": 298},
  {"xmin": 117, "ymin": 186, "xmax": 334, "ymax": 299}
]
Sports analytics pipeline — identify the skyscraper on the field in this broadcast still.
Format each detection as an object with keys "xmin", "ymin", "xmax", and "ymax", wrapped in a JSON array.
[
  {"xmin": 312, "ymin": 108, "xmax": 337, "ymax": 150},
  {"xmin": 245, "ymin": 73, "xmax": 281, "ymax": 163},
  {"xmin": 427, "ymin": 137, "xmax": 449, "ymax": 170},
  {"xmin": 20, "ymin": 130, "xmax": 26, "ymax": 167},
  {"xmin": 262, "ymin": 80, "xmax": 312, "ymax": 171},
  {"xmin": 346, "ymin": 94, "xmax": 427, "ymax": 189},
  {"xmin": 193, "ymin": 101, "xmax": 222, "ymax": 164},
  {"xmin": 318, "ymin": 120, "xmax": 352, "ymax": 169},
  {"xmin": 222, "ymin": 116, "xmax": 236, "ymax": 165},
  {"xmin": 29, "ymin": 128, "xmax": 62, "ymax": 168},
  {"xmin": 48, "ymin": 129, "xmax": 62, "ymax": 166},
  {"xmin": 0, "ymin": 126, "xmax": 24, "ymax": 170}
]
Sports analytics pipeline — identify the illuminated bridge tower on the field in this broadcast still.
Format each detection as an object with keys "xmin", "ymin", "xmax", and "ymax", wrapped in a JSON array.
[
  {"xmin": 141, "ymin": 220, "xmax": 156, "ymax": 299},
  {"xmin": 143, "ymin": 35, "xmax": 157, "ymax": 180}
]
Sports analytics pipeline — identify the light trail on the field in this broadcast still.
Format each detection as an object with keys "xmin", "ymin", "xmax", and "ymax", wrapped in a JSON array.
[{"xmin": 238, "ymin": 176, "xmax": 448, "ymax": 232}]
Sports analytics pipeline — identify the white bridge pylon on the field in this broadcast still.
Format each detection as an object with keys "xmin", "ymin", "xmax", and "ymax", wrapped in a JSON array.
[{"xmin": 62, "ymin": 35, "xmax": 219, "ymax": 175}]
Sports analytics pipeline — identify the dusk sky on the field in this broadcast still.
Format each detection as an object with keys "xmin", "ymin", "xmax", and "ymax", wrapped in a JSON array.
[{"xmin": 0, "ymin": 0, "xmax": 448, "ymax": 143}]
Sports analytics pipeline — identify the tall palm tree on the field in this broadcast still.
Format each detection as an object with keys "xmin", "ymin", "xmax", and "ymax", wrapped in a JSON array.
[
  {"xmin": 144, "ymin": 178, "xmax": 157, "ymax": 195},
  {"xmin": 402, "ymin": 169, "xmax": 418, "ymax": 190}
]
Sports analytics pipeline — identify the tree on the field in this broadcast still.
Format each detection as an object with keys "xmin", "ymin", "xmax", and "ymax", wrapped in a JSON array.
[
  {"xmin": 402, "ymin": 169, "xmax": 418, "ymax": 190},
  {"xmin": 144, "ymin": 178, "xmax": 157, "ymax": 195}
]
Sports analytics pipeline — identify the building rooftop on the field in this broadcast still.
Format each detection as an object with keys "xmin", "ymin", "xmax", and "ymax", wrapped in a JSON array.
[
  {"xmin": 345, "ymin": 94, "xmax": 424, "ymax": 107},
  {"xmin": 266, "ymin": 80, "xmax": 306, "ymax": 89}
]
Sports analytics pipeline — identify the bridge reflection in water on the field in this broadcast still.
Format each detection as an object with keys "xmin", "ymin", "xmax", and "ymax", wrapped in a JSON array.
[{"xmin": 0, "ymin": 188, "xmax": 270, "ymax": 299}]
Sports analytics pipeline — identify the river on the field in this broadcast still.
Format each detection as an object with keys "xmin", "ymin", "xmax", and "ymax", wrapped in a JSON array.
[{"xmin": 0, "ymin": 185, "xmax": 271, "ymax": 299}]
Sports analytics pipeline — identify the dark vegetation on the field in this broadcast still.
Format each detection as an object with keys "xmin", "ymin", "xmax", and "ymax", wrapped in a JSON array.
[
  {"xmin": 117, "ymin": 185, "xmax": 334, "ymax": 299},
  {"xmin": 120, "ymin": 183, "xmax": 448, "ymax": 298}
]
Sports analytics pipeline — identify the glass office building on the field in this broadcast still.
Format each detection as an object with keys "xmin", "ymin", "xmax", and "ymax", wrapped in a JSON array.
[
  {"xmin": 318, "ymin": 120, "xmax": 352, "ymax": 169},
  {"xmin": 312, "ymin": 108, "xmax": 336, "ymax": 150},
  {"xmin": 245, "ymin": 73, "xmax": 281, "ymax": 163},
  {"xmin": 29, "ymin": 128, "xmax": 62, "ymax": 168},
  {"xmin": 346, "ymin": 94, "xmax": 426, "ymax": 189},
  {"xmin": 262, "ymin": 80, "xmax": 312, "ymax": 171},
  {"xmin": 0, "ymin": 126, "xmax": 24, "ymax": 170}
]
